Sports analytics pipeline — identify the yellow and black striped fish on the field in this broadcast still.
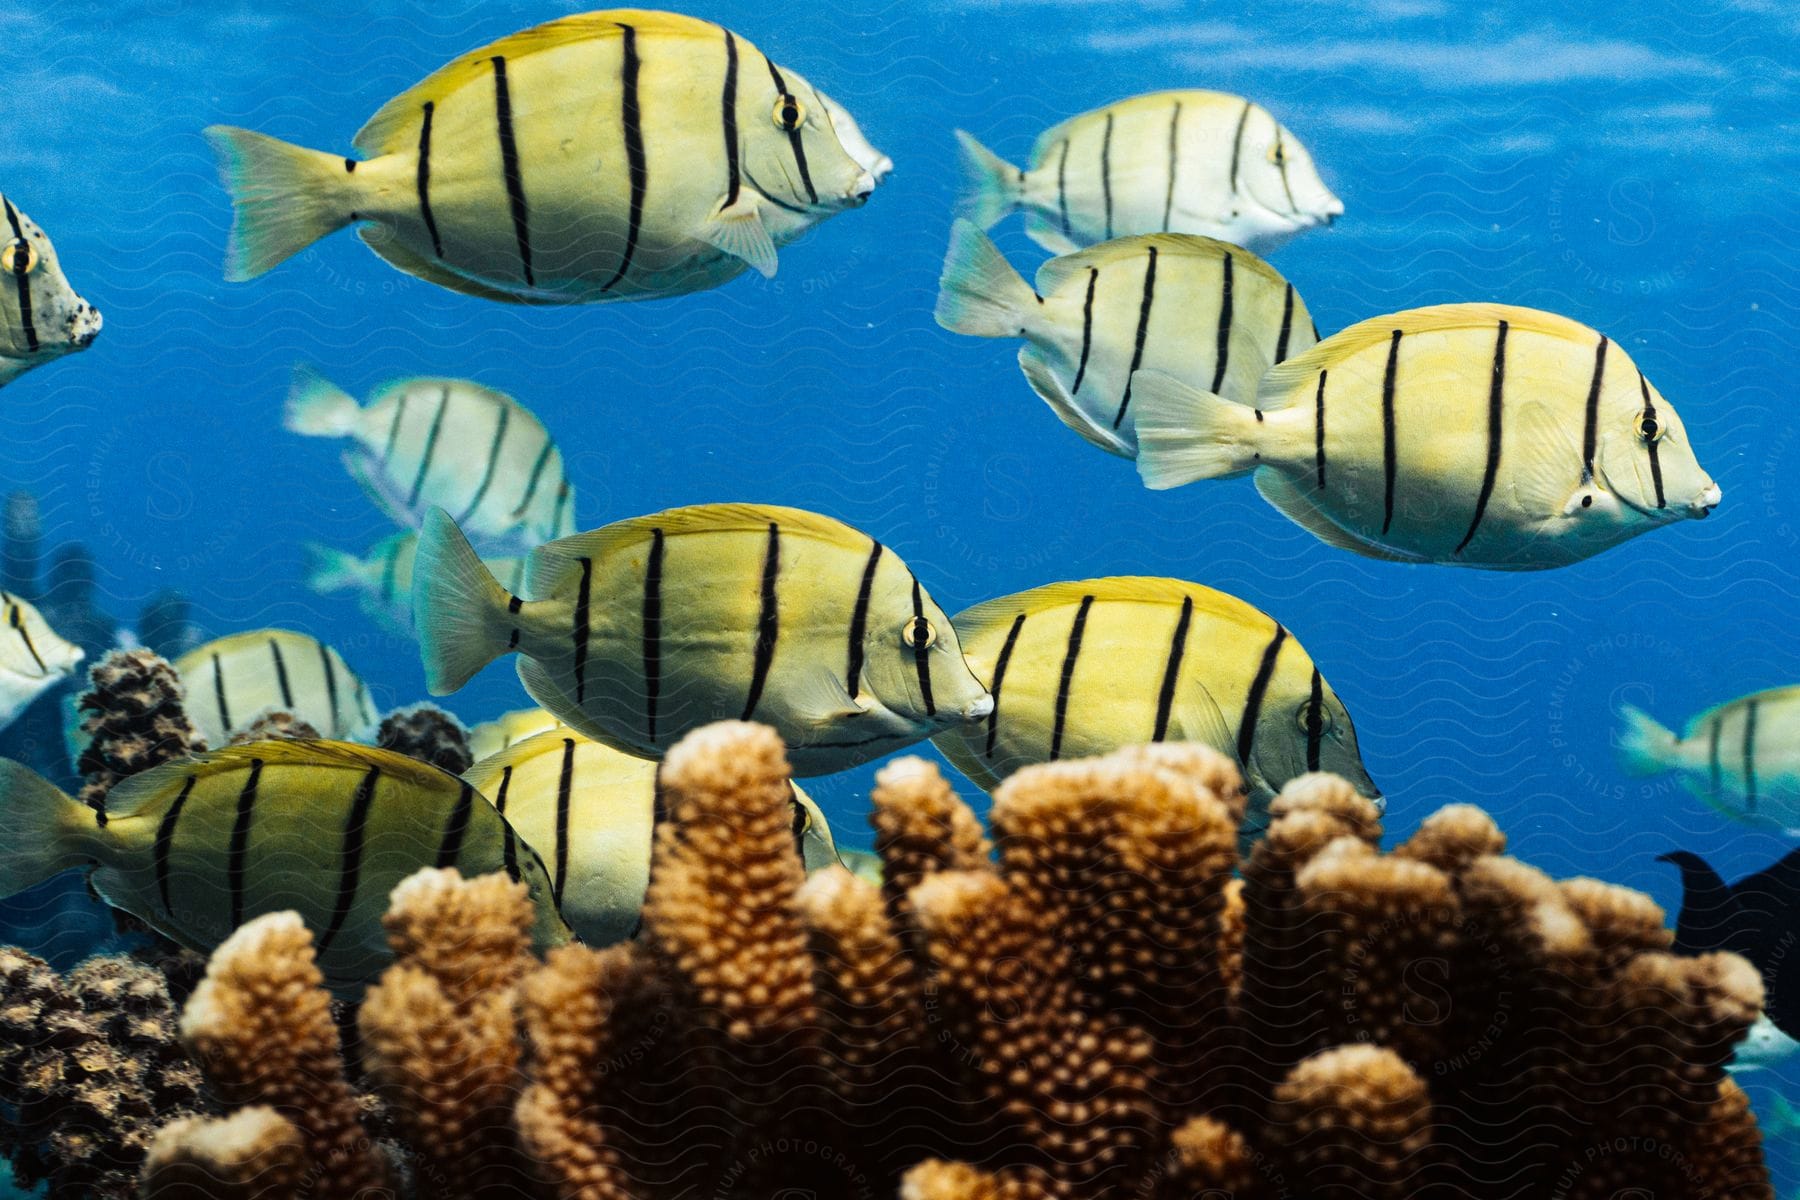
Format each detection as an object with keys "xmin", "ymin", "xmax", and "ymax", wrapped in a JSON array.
[
  {"xmin": 174, "ymin": 630, "xmax": 380, "ymax": 746},
  {"xmin": 0, "ymin": 194, "xmax": 101, "ymax": 388},
  {"xmin": 413, "ymin": 504, "xmax": 993, "ymax": 776},
  {"xmin": 935, "ymin": 220, "xmax": 1318, "ymax": 458},
  {"xmin": 1622, "ymin": 690, "xmax": 1800, "ymax": 834},
  {"xmin": 287, "ymin": 367, "xmax": 576, "ymax": 554},
  {"xmin": 204, "ymin": 10, "xmax": 884, "ymax": 303},
  {"xmin": 1132, "ymin": 303, "xmax": 1721, "ymax": 569},
  {"xmin": 956, "ymin": 90, "xmax": 1341, "ymax": 257},
  {"xmin": 467, "ymin": 707, "xmax": 569, "ymax": 762},
  {"xmin": 307, "ymin": 532, "xmax": 527, "ymax": 637},
  {"xmin": 932, "ymin": 578, "xmax": 1379, "ymax": 831},
  {"xmin": 465, "ymin": 728, "xmax": 839, "ymax": 943},
  {"xmin": 0, "ymin": 741, "xmax": 571, "ymax": 989},
  {"xmin": 0, "ymin": 591, "xmax": 82, "ymax": 733}
]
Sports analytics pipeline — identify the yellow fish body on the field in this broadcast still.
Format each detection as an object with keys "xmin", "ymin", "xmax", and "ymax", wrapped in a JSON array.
[
  {"xmin": 935, "ymin": 221, "xmax": 1317, "ymax": 458},
  {"xmin": 0, "ymin": 194, "xmax": 101, "ymax": 387},
  {"xmin": 1622, "ymin": 689, "xmax": 1800, "ymax": 833},
  {"xmin": 412, "ymin": 504, "xmax": 994, "ymax": 776},
  {"xmin": 204, "ymin": 10, "xmax": 884, "ymax": 302},
  {"xmin": 956, "ymin": 90, "xmax": 1341, "ymax": 257},
  {"xmin": 0, "ymin": 741, "xmax": 571, "ymax": 989},
  {"xmin": 467, "ymin": 707, "xmax": 569, "ymax": 762},
  {"xmin": 1132, "ymin": 303, "xmax": 1721, "ymax": 570},
  {"xmin": 174, "ymin": 630, "xmax": 380, "ymax": 745},
  {"xmin": 0, "ymin": 591, "xmax": 83, "ymax": 733},
  {"xmin": 464, "ymin": 728, "xmax": 839, "ymax": 943},
  {"xmin": 933, "ymin": 577, "xmax": 1379, "ymax": 829},
  {"xmin": 306, "ymin": 532, "xmax": 527, "ymax": 637}
]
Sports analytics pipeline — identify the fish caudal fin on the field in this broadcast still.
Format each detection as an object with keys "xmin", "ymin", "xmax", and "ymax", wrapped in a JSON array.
[
  {"xmin": 1617, "ymin": 705, "xmax": 1677, "ymax": 776},
  {"xmin": 935, "ymin": 220, "xmax": 1036, "ymax": 339},
  {"xmin": 204, "ymin": 125, "xmax": 356, "ymax": 281},
  {"xmin": 954, "ymin": 131, "xmax": 1022, "ymax": 231},
  {"xmin": 0, "ymin": 759, "xmax": 91, "ymax": 898},
  {"xmin": 414, "ymin": 508, "xmax": 514, "ymax": 695},
  {"xmin": 1131, "ymin": 371, "xmax": 1263, "ymax": 489},
  {"xmin": 285, "ymin": 365, "xmax": 362, "ymax": 437},
  {"xmin": 303, "ymin": 543, "xmax": 364, "ymax": 595}
]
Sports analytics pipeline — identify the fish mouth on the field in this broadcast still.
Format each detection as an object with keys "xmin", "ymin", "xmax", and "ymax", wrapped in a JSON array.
[
  {"xmin": 1690, "ymin": 482, "xmax": 1722, "ymax": 519},
  {"xmin": 67, "ymin": 303, "xmax": 101, "ymax": 349}
]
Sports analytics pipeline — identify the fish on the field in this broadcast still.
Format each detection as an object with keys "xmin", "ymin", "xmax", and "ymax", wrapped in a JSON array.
[
  {"xmin": 1621, "ymin": 689, "xmax": 1800, "ymax": 833},
  {"xmin": 933, "ymin": 577, "xmax": 1378, "ymax": 838},
  {"xmin": 306, "ymin": 532, "xmax": 526, "ymax": 637},
  {"xmin": 1660, "ymin": 846, "xmax": 1800, "ymax": 1041},
  {"xmin": 0, "ymin": 194, "xmax": 101, "ymax": 387},
  {"xmin": 837, "ymin": 846, "xmax": 883, "ymax": 887},
  {"xmin": 1727, "ymin": 1015, "xmax": 1798, "ymax": 1076},
  {"xmin": 467, "ymin": 707, "xmax": 569, "ymax": 762},
  {"xmin": 173, "ymin": 630, "xmax": 380, "ymax": 747},
  {"xmin": 203, "ymin": 10, "xmax": 884, "ymax": 303},
  {"xmin": 1131, "ymin": 302, "xmax": 1721, "ymax": 570},
  {"xmin": 0, "ymin": 591, "xmax": 83, "ymax": 733},
  {"xmin": 934, "ymin": 220, "xmax": 1318, "ymax": 459},
  {"xmin": 0, "ymin": 740, "xmax": 571, "ymax": 989},
  {"xmin": 286, "ymin": 367, "xmax": 576, "ymax": 554},
  {"xmin": 464, "ymin": 728, "xmax": 839, "ymax": 943},
  {"xmin": 955, "ymin": 90, "xmax": 1342, "ymax": 257},
  {"xmin": 412, "ymin": 503, "xmax": 994, "ymax": 776}
]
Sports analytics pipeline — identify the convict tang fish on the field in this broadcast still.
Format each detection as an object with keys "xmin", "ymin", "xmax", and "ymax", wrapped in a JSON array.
[
  {"xmin": 413, "ymin": 504, "xmax": 993, "ymax": 775},
  {"xmin": 1623, "ymin": 688, "xmax": 1800, "ymax": 833},
  {"xmin": 467, "ymin": 707, "xmax": 569, "ymax": 762},
  {"xmin": 0, "ymin": 591, "xmax": 82, "ymax": 733},
  {"xmin": 935, "ymin": 219, "xmax": 1317, "ymax": 458},
  {"xmin": 1132, "ymin": 303, "xmax": 1720, "ymax": 570},
  {"xmin": 0, "ymin": 194, "xmax": 101, "ymax": 387},
  {"xmin": 174, "ymin": 630, "xmax": 380, "ymax": 746},
  {"xmin": 204, "ymin": 10, "xmax": 885, "ymax": 303},
  {"xmin": 956, "ymin": 90, "xmax": 1341, "ymax": 257}
]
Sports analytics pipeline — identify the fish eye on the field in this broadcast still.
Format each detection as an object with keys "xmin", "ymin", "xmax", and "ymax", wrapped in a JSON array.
[
  {"xmin": 1636, "ymin": 412, "xmax": 1666, "ymax": 443},
  {"xmin": 1298, "ymin": 704, "xmax": 1333, "ymax": 734},
  {"xmin": 1266, "ymin": 139, "xmax": 1286, "ymax": 166},
  {"xmin": 1, "ymin": 238, "xmax": 36, "ymax": 275},
  {"xmin": 902, "ymin": 616, "xmax": 936, "ymax": 649},
  {"xmin": 773, "ymin": 94, "xmax": 805, "ymax": 132}
]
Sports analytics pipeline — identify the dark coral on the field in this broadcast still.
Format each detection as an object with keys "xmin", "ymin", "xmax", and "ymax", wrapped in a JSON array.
[
  {"xmin": 376, "ymin": 704, "xmax": 475, "ymax": 775},
  {"xmin": 72, "ymin": 648, "xmax": 208, "ymax": 819}
]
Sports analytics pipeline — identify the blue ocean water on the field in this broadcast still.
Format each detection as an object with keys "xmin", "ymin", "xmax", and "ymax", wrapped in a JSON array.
[{"xmin": 1, "ymin": 0, "xmax": 1797, "ymax": 1189}]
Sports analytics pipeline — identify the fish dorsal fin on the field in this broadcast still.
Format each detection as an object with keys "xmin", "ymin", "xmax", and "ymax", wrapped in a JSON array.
[
  {"xmin": 464, "ymin": 727, "xmax": 598, "ymax": 788},
  {"xmin": 1033, "ymin": 234, "xmax": 1285, "ymax": 297},
  {"xmin": 353, "ymin": 9, "xmax": 725, "ymax": 155},
  {"xmin": 103, "ymin": 740, "xmax": 454, "ymax": 819},
  {"xmin": 954, "ymin": 576, "xmax": 1266, "ymax": 640},
  {"xmin": 524, "ymin": 503, "xmax": 865, "ymax": 599}
]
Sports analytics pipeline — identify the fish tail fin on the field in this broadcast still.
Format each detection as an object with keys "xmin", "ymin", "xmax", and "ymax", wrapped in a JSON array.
[
  {"xmin": 1617, "ymin": 704, "xmax": 1677, "ymax": 776},
  {"xmin": 284, "ymin": 364, "xmax": 362, "ymax": 437},
  {"xmin": 1771, "ymin": 1092, "xmax": 1800, "ymax": 1133},
  {"xmin": 303, "ymin": 543, "xmax": 364, "ymax": 595},
  {"xmin": 414, "ymin": 508, "xmax": 514, "ymax": 695},
  {"xmin": 1131, "ymin": 371, "xmax": 1263, "ymax": 489},
  {"xmin": 204, "ymin": 125, "xmax": 355, "ymax": 281},
  {"xmin": 954, "ymin": 130, "xmax": 1022, "ymax": 231},
  {"xmin": 0, "ymin": 760, "xmax": 90, "ymax": 898},
  {"xmin": 935, "ymin": 220, "xmax": 1036, "ymax": 339}
]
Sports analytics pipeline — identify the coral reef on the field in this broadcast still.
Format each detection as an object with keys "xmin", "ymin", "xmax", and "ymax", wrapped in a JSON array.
[
  {"xmin": 131, "ymin": 721, "xmax": 1771, "ymax": 1200},
  {"xmin": 376, "ymin": 704, "xmax": 474, "ymax": 775},
  {"xmin": 72, "ymin": 648, "xmax": 208, "ymax": 819},
  {"xmin": 227, "ymin": 711, "xmax": 323, "ymax": 744}
]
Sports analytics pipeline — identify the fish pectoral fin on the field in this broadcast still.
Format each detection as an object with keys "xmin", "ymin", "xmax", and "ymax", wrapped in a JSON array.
[
  {"xmin": 1508, "ymin": 400, "xmax": 1592, "ymax": 519},
  {"xmin": 1170, "ymin": 681, "xmax": 1233, "ymax": 756},
  {"xmin": 1254, "ymin": 470, "xmax": 1428, "ymax": 564},
  {"xmin": 795, "ymin": 670, "xmax": 875, "ymax": 724},
  {"xmin": 700, "ymin": 197, "xmax": 779, "ymax": 279}
]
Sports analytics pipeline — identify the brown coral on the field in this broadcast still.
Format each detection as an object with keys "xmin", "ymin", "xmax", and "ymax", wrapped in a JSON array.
[
  {"xmin": 376, "ymin": 705, "xmax": 474, "ymax": 775},
  {"xmin": 73, "ymin": 647, "xmax": 207, "ymax": 818}
]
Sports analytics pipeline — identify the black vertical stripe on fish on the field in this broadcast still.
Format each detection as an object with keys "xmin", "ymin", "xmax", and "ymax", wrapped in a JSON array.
[
  {"xmin": 507, "ymin": 594, "xmax": 522, "ymax": 649},
  {"xmin": 1380, "ymin": 330, "xmax": 1402, "ymax": 536},
  {"xmin": 1071, "ymin": 268, "xmax": 1098, "ymax": 395},
  {"xmin": 3, "ymin": 199, "xmax": 36, "ymax": 353},
  {"xmin": 1744, "ymin": 700, "xmax": 1760, "ymax": 815},
  {"xmin": 1708, "ymin": 715, "xmax": 1724, "ymax": 800},
  {"xmin": 457, "ymin": 402, "xmax": 511, "ymax": 523},
  {"xmin": 268, "ymin": 638, "xmax": 294, "ymax": 709},
  {"xmin": 1274, "ymin": 283, "xmax": 1295, "ymax": 363},
  {"xmin": 153, "ymin": 776, "xmax": 197, "ymax": 917},
  {"xmin": 318, "ymin": 642, "xmax": 340, "ymax": 728},
  {"xmin": 984, "ymin": 612, "xmax": 1026, "ymax": 757},
  {"xmin": 789, "ymin": 790, "xmax": 808, "ymax": 860},
  {"xmin": 416, "ymin": 101, "xmax": 444, "ymax": 259},
  {"xmin": 1161, "ymin": 101, "xmax": 1182, "ymax": 232},
  {"xmin": 407, "ymin": 386, "xmax": 450, "ymax": 508},
  {"xmin": 602, "ymin": 24, "xmax": 647, "ymax": 292},
  {"xmin": 1314, "ymin": 370, "xmax": 1328, "ymax": 491},
  {"xmin": 1454, "ymin": 320, "xmax": 1509, "ymax": 557},
  {"xmin": 741, "ymin": 522, "xmax": 781, "ymax": 721},
  {"xmin": 1209, "ymin": 253, "xmax": 1235, "ymax": 393},
  {"xmin": 909, "ymin": 577, "xmax": 936, "ymax": 717},
  {"xmin": 1638, "ymin": 371, "xmax": 1666, "ymax": 509},
  {"xmin": 572, "ymin": 557, "xmax": 594, "ymax": 705},
  {"xmin": 495, "ymin": 765, "xmax": 520, "ymax": 881},
  {"xmin": 1580, "ymin": 335, "xmax": 1609, "ymax": 483},
  {"xmin": 1304, "ymin": 668, "xmax": 1325, "ymax": 771},
  {"xmin": 1151, "ymin": 595, "xmax": 1194, "ymax": 743},
  {"xmin": 380, "ymin": 393, "xmax": 408, "ymax": 467},
  {"xmin": 549, "ymin": 482, "xmax": 572, "ymax": 538},
  {"xmin": 1236, "ymin": 626, "xmax": 1288, "ymax": 765},
  {"xmin": 1227, "ymin": 101, "xmax": 1252, "ymax": 196},
  {"xmin": 554, "ymin": 737, "xmax": 575, "ymax": 904},
  {"xmin": 1100, "ymin": 112, "xmax": 1115, "ymax": 241},
  {"xmin": 316, "ymin": 765, "xmax": 380, "ymax": 956},
  {"xmin": 720, "ymin": 31, "xmax": 741, "ymax": 208},
  {"xmin": 212, "ymin": 653, "xmax": 233, "ymax": 734},
  {"xmin": 490, "ymin": 57, "xmax": 535, "ymax": 287},
  {"xmin": 1273, "ymin": 133, "xmax": 1299, "ymax": 215},
  {"xmin": 1048, "ymin": 596, "xmax": 1094, "ymax": 761},
  {"xmin": 435, "ymin": 781, "xmax": 476, "ymax": 868},
  {"xmin": 512, "ymin": 438, "xmax": 555, "ymax": 518},
  {"xmin": 845, "ymin": 541, "xmax": 883, "ymax": 702},
  {"xmin": 642, "ymin": 529, "xmax": 664, "ymax": 742},
  {"xmin": 226, "ymin": 759, "xmax": 263, "ymax": 932},
  {"xmin": 1111, "ymin": 246, "xmax": 1159, "ymax": 429},
  {"xmin": 7, "ymin": 602, "xmax": 45, "ymax": 673},
  {"xmin": 1056, "ymin": 140, "xmax": 1072, "ymax": 239},
  {"xmin": 765, "ymin": 60, "xmax": 817, "ymax": 205}
]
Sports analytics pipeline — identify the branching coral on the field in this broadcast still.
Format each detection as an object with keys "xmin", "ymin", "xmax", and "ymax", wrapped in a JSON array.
[{"xmin": 127, "ymin": 720, "xmax": 1771, "ymax": 1200}]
